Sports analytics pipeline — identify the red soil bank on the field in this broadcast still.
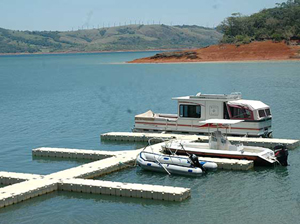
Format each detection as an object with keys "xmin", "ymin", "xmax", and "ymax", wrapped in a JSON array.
[{"xmin": 129, "ymin": 41, "xmax": 300, "ymax": 63}]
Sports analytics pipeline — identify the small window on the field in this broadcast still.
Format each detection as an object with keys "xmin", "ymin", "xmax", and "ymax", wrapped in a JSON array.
[
  {"xmin": 265, "ymin": 108, "xmax": 271, "ymax": 116},
  {"xmin": 259, "ymin": 110, "xmax": 266, "ymax": 118},
  {"xmin": 179, "ymin": 104, "xmax": 201, "ymax": 118}
]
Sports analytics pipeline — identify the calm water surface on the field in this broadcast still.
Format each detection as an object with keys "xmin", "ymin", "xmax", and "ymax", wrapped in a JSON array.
[{"xmin": 0, "ymin": 52, "xmax": 300, "ymax": 224}]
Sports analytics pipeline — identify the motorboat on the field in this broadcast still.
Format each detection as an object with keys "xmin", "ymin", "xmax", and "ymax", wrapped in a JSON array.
[
  {"xmin": 136, "ymin": 151, "xmax": 218, "ymax": 176},
  {"xmin": 133, "ymin": 92, "xmax": 273, "ymax": 138},
  {"xmin": 163, "ymin": 120, "xmax": 288, "ymax": 167}
]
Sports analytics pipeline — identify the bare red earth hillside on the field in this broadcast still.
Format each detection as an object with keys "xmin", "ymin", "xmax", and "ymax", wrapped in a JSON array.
[{"xmin": 129, "ymin": 41, "xmax": 300, "ymax": 63}]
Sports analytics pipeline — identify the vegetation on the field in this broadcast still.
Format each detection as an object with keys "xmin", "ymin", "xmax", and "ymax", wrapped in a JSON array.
[
  {"xmin": 0, "ymin": 25, "xmax": 222, "ymax": 54},
  {"xmin": 217, "ymin": 0, "xmax": 300, "ymax": 44}
]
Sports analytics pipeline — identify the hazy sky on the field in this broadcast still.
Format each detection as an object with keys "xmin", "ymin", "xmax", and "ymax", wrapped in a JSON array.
[{"xmin": 0, "ymin": 0, "xmax": 286, "ymax": 31}]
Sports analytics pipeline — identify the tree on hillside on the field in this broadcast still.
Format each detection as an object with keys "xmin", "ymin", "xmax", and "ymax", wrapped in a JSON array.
[{"xmin": 217, "ymin": 0, "xmax": 300, "ymax": 44}]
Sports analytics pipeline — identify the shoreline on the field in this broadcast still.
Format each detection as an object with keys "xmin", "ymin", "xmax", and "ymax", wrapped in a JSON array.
[
  {"xmin": 128, "ymin": 41, "xmax": 300, "ymax": 64},
  {"xmin": 0, "ymin": 48, "xmax": 189, "ymax": 56},
  {"xmin": 127, "ymin": 58, "xmax": 300, "ymax": 64}
]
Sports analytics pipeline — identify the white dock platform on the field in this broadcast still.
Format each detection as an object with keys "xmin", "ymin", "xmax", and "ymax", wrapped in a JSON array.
[
  {"xmin": 0, "ymin": 171, "xmax": 44, "ymax": 185},
  {"xmin": 1, "ymin": 146, "xmax": 192, "ymax": 209},
  {"xmin": 33, "ymin": 146, "xmax": 253, "ymax": 171},
  {"xmin": 59, "ymin": 179, "xmax": 190, "ymax": 201},
  {"xmin": 32, "ymin": 147, "xmax": 131, "ymax": 161},
  {"xmin": 0, "ymin": 171, "xmax": 190, "ymax": 208},
  {"xmin": 101, "ymin": 132, "xmax": 300, "ymax": 149},
  {"xmin": 46, "ymin": 150, "xmax": 140, "ymax": 179},
  {"xmin": 0, "ymin": 178, "xmax": 58, "ymax": 208}
]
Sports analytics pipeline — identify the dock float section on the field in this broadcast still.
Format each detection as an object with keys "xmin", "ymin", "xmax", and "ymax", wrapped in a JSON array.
[
  {"xmin": 33, "ymin": 146, "xmax": 253, "ymax": 171},
  {"xmin": 101, "ymin": 132, "xmax": 300, "ymax": 149},
  {"xmin": 1, "ymin": 146, "xmax": 191, "ymax": 209},
  {"xmin": 0, "ymin": 172, "xmax": 189, "ymax": 208}
]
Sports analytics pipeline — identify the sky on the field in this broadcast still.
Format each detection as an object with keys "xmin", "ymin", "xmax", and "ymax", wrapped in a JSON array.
[{"xmin": 0, "ymin": 0, "xmax": 287, "ymax": 31}]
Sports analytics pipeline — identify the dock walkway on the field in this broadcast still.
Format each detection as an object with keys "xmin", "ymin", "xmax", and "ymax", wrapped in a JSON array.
[
  {"xmin": 33, "ymin": 145, "xmax": 253, "ymax": 171},
  {"xmin": 101, "ymin": 132, "xmax": 300, "ymax": 149},
  {"xmin": 1, "ymin": 145, "xmax": 191, "ymax": 209}
]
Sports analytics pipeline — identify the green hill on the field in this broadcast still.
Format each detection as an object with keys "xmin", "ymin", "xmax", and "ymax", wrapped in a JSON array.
[
  {"xmin": 217, "ymin": 0, "xmax": 300, "ymax": 44},
  {"xmin": 0, "ymin": 25, "xmax": 222, "ymax": 54}
]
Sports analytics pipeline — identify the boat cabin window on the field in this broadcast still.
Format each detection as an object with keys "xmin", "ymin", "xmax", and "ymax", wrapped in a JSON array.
[
  {"xmin": 265, "ymin": 108, "xmax": 271, "ymax": 116},
  {"xmin": 259, "ymin": 109, "xmax": 266, "ymax": 118},
  {"xmin": 259, "ymin": 108, "xmax": 271, "ymax": 118},
  {"xmin": 179, "ymin": 104, "xmax": 201, "ymax": 118},
  {"xmin": 228, "ymin": 106, "xmax": 253, "ymax": 119}
]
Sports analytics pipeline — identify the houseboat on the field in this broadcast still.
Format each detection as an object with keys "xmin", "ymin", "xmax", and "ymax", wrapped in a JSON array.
[{"xmin": 133, "ymin": 92, "xmax": 273, "ymax": 138}]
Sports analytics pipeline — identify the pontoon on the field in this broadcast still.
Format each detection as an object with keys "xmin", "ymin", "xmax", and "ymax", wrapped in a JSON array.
[{"xmin": 137, "ymin": 151, "xmax": 218, "ymax": 176}]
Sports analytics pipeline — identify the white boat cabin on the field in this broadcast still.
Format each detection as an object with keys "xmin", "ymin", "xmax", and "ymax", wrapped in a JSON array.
[{"xmin": 133, "ymin": 92, "xmax": 272, "ymax": 137}]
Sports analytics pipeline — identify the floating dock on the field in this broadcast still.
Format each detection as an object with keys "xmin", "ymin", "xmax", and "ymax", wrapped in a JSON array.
[
  {"xmin": 0, "ymin": 171, "xmax": 189, "ymax": 209},
  {"xmin": 45, "ymin": 149, "xmax": 140, "ymax": 179},
  {"xmin": 0, "ymin": 177, "xmax": 58, "ymax": 208},
  {"xmin": 59, "ymin": 179, "xmax": 190, "ymax": 201},
  {"xmin": 5, "ymin": 131, "xmax": 295, "ymax": 209},
  {"xmin": 32, "ymin": 147, "xmax": 131, "ymax": 161},
  {"xmin": 33, "ymin": 146, "xmax": 253, "ymax": 171},
  {"xmin": 101, "ymin": 132, "xmax": 300, "ymax": 149},
  {"xmin": 1, "ymin": 146, "xmax": 192, "ymax": 209}
]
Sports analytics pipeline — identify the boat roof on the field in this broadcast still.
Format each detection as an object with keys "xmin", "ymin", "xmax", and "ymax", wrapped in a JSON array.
[
  {"xmin": 227, "ymin": 100, "xmax": 269, "ymax": 110},
  {"xmin": 199, "ymin": 119, "xmax": 244, "ymax": 126},
  {"xmin": 172, "ymin": 92, "xmax": 242, "ymax": 101},
  {"xmin": 172, "ymin": 92, "xmax": 269, "ymax": 110}
]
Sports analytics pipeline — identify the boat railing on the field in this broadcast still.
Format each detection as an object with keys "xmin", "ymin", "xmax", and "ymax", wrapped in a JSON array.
[{"xmin": 158, "ymin": 113, "xmax": 178, "ymax": 119}]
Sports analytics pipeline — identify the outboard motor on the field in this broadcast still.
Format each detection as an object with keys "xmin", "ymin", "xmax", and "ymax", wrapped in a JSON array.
[
  {"xmin": 274, "ymin": 145, "xmax": 288, "ymax": 166},
  {"xmin": 189, "ymin": 154, "xmax": 206, "ymax": 172}
]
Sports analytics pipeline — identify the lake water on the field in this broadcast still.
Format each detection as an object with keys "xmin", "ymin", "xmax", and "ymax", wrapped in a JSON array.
[{"xmin": 0, "ymin": 52, "xmax": 300, "ymax": 224}]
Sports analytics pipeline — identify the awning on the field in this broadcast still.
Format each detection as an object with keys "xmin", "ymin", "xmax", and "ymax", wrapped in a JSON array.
[
  {"xmin": 227, "ymin": 100, "xmax": 269, "ymax": 110},
  {"xmin": 199, "ymin": 119, "xmax": 244, "ymax": 126}
]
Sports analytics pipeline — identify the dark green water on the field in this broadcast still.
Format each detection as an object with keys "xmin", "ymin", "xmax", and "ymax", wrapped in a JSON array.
[{"xmin": 0, "ymin": 52, "xmax": 299, "ymax": 224}]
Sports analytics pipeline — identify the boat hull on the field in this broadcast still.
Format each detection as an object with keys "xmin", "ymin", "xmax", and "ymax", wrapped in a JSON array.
[
  {"xmin": 142, "ymin": 151, "xmax": 218, "ymax": 170},
  {"xmin": 137, "ymin": 155, "xmax": 204, "ymax": 176},
  {"xmin": 165, "ymin": 148, "xmax": 275, "ymax": 166},
  {"xmin": 134, "ymin": 112, "xmax": 272, "ymax": 138},
  {"xmin": 136, "ymin": 152, "xmax": 218, "ymax": 176}
]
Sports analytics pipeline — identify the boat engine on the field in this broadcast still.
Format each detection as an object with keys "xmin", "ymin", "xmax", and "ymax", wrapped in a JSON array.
[
  {"xmin": 274, "ymin": 145, "xmax": 288, "ymax": 166},
  {"xmin": 189, "ymin": 154, "xmax": 206, "ymax": 172}
]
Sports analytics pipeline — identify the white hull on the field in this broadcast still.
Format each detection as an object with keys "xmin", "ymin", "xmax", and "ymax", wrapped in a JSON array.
[
  {"xmin": 137, "ymin": 151, "xmax": 217, "ymax": 176},
  {"xmin": 134, "ymin": 113, "xmax": 272, "ymax": 137},
  {"xmin": 164, "ymin": 140, "xmax": 278, "ymax": 166}
]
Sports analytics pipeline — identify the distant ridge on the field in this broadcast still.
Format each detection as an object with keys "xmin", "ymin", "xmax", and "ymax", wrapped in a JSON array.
[{"xmin": 0, "ymin": 25, "xmax": 222, "ymax": 54}]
